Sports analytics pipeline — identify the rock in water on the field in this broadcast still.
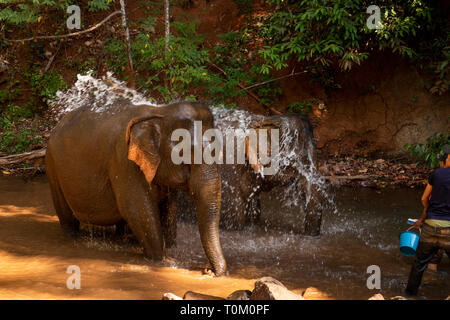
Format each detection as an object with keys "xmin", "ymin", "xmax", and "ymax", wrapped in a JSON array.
[
  {"xmin": 183, "ymin": 291, "xmax": 224, "ymax": 300},
  {"xmin": 226, "ymin": 290, "xmax": 252, "ymax": 300},
  {"xmin": 162, "ymin": 292, "xmax": 183, "ymax": 300},
  {"xmin": 302, "ymin": 287, "xmax": 326, "ymax": 300},
  {"xmin": 368, "ymin": 293, "xmax": 385, "ymax": 300},
  {"xmin": 250, "ymin": 277, "xmax": 304, "ymax": 300},
  {"xmin": 390, "ymin": 296, "xmax": 408, "ymax": 300}
]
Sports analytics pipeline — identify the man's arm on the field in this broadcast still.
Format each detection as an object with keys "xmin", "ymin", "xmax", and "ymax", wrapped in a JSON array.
[{"xmin": 414, "ymin": 183, "xmax": 432, "ymax": 229}]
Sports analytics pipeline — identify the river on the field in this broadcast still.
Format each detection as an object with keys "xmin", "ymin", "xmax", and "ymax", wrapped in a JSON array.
[{"xmin": 0, "ymin": 175, "xmax": 448, "ymax": 299}]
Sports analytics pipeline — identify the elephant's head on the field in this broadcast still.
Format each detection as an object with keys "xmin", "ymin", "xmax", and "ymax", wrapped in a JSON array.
[
  {"xmin": 125, "ymin": 103, "xmax": 227, "ymax": 276},
  {"xmin": 246, "ymin": 114, "xmax": 324, "ymax": 235},
  {"xmin": 245, "ymin": 114, "xmax": 318, "ymax": 185}
]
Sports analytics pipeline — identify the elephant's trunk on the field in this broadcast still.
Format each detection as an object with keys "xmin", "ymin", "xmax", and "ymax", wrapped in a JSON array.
[{"xmin": 189, "ymin": 164, "xmax": 227, "ymax": 276}]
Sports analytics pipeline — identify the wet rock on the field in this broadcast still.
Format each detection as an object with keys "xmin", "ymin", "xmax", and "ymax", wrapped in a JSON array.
[
  {"xmin": 250, "ymin": 277, "xmax": 304, "ymax": 300},
  {"xmin": 302, "ymin": 287, "xmax": 325, "ymax": 300},
  {"xmin": 368, "ymin": 293, "xmax": 385, "ymax": 300},
  {"xmin": 226, "ymin": 290, "xmax": 252, "ymax": 300},
  {"xmin": 183, "ymin": 291, "xmax": 224, "ymax": 300},
  {"xmin": 390, "ymin": 296, "xmax": 408, "ymax": 300},
  {"xmin": 162, "ymin": 292, "xmax": 183, "ymax": 300}
]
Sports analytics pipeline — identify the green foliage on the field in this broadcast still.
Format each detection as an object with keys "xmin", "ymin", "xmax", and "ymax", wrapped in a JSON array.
[
  {"xmin": 405, "ymin": 132, "xmax": 450, "ymax": 169},
  {"xmin": 210, "ymin": 31, "xmax": 253, "ymax": 105},
  {"xmin": 287, "ymin": 99, "xmax": 312, "ymax": 115},
  {"xmin": 133, "ymin": 20, "xmax": 210, "ymax": 102},
  {"xmin": 0, "ymin": 0, "xmax": 71, "ymax": 25},
  {"xmin": 233, "ymin": 0, "xmax": 254, "ymax": 15},
  {"xmin": 2, "ymin": 104, "xmax": 33, "ymax": 121},
  {"xmin": 259, "ymin": 0, "xmax": 450, "ymax": 86},
  {"xmin": 24, "ymin": 69, "xmax": 67, "ymax": 107},
  {"xmin": 104, "ymin": 20, "xmax": 278, "ymax": 106},
  {"xmin": 0, "ymin": 112, "xmax": 42, "ymax": 154},
  {"xmin": 88, "ymin": 0, "xmax": 115, "ymax": 12}
]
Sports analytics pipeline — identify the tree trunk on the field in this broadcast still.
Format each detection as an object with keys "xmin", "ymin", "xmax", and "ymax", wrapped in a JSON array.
[
  {"xmin": 119, "ymin": 0, "xmax": 135, "ymax": 88},
  {"xmin": 164, "ymin": 0, "xmax": 170, "ymax": 51}
]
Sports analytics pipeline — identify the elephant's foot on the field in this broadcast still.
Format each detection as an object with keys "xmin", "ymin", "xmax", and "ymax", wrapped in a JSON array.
[
  {"xmin": 202, "ymin": 266, "xmax": 227, "ymax": 277},
  {"xmin": 163, "ymin": 230, "xmax": 177, "ymax": 249},
  {"xmin": 304, "ymin": 212, "xmax": 322, "ymax": 237},
  {"xmin": 162, "ymin": 256, "xmax": 179, "ymax": 267},
  {"xmin": 202, "ymin": 268, "xmax": 215, "ymax": 277},
  {"xmin": 60, "ymin": 220, "xmax": 80, "ymax": 239},
  {"xmin": 144, "ymin": 256, "xmax": 180, "ymax": 268}
]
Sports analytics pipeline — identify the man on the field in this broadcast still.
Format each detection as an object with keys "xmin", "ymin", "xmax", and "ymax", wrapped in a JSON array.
[{"xmin": 405, "ymin": 144, "xmax": 450, "ymax": 296}]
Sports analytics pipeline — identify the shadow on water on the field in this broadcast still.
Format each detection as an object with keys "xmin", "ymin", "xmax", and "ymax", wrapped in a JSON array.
[{"xmin": 0, "ymin": 174, "xmax": 448, "ymax": 299}]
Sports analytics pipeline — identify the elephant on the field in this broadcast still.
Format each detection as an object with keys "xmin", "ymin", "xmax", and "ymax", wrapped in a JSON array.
[
  {"xmin": 45, "ymin": 100, "xmax": 227, "ymax": 276},
  {"xmin": 176, "ymin": 107, "xmax": 325, "ymax": 236},
  {"xmin": 213, "ymin": 108, "xmax": 325, "ymax": 236}
]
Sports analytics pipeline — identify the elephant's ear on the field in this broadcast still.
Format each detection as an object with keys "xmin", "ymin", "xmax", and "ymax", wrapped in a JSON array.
[
  {"xmin": 126, "ymin": 115, "xmax": 163, "ymax": 184},
  {"xmin": 245, "ymin": 121, "xmax": 278, "ymax": 173}
]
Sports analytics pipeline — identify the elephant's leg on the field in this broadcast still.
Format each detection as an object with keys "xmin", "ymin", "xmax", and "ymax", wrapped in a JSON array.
[
  {"xmin": 303, "ymin": 186, "xmax": 323, "ymax": 236},
  {"xmin": 159, "ymin": 192, "xmax": 177, "ymax": 248},
  {"xmin": 245, "ymin": 194, "xmax": 261, "ymax": 225},
  {"xmin": 46, "ymin": 168, "xmax": 80, "ymax": 237},
  {"xmin": 111, "ymin": 172, "xmax": 165, "ymax": 260},
  {"xmin": 115, "ymin": 219, "xmax": 127, "ymax": 237}
]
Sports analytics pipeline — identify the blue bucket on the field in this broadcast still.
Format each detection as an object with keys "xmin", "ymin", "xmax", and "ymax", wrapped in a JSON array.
[{"xmin": 399, "ymin": 231, "xmax": 420, "ymax": 257}]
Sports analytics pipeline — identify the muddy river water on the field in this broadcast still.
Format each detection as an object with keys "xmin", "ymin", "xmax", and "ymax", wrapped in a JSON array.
[{"xmin": 0, "ymin": 174, "xmax": 448, "ymax": 299}]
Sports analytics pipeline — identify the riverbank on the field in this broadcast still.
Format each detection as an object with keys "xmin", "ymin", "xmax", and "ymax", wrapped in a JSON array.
[
  {"xmin": 0, "ymin": 148, "xmax": 430, "ymax": 190},
  {"xmin": 319, "ymin": 155, "xmax": 430, "ymax": 189}
]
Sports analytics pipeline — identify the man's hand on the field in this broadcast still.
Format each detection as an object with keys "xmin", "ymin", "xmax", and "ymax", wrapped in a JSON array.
[{"xmin": 413, "ymin": 218, "xmax": 424, "ymax": 229}]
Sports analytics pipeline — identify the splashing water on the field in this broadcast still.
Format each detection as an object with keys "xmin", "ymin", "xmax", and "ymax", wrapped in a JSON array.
[
  {"xmin": 211, "ymin": 106, "xmax": 336, "ymax": 231},
  {"xmin": 50, "ymin": 72, "xmax": 335, "ymax": 232},
  {"xmin": 49, "ymin": 71, "xmax": 159, "ymax": 121}
]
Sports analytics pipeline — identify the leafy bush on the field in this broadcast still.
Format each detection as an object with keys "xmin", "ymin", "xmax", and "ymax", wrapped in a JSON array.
[
  {"xmin": 258, "ymin": 0, "xmax": 450, "ymax": 87},
  {"xmin": 0, "ymin": 0, "xmax": 112, "ymax": 25},
  {"xmin": 288, "ymin": 99, "xmax": 313, "ymax": 115},
  {"xmin": 104, "ymin": 20, "xmax": 279, "ymax": 106},
  {"xmin": 405, "ymin": 132, "xmax": 450, "ymax": 169},
  {"xmin": 88, "ymin": 0, "xmax": 115, "ymax": 12},
  {"xmin": 132, "ymin": 20, "xmax": 211, "ymax": 102},
  {"xmin": 0, "ymin": 116, "xmax": 42, "ymax": 154},
  {"xmin": 24, "ymin": 69, "xmax": 67, "ymax": 109},
  {"xmin": 2, "ymin": 104, "xmax": 33, "ymax": 121}
]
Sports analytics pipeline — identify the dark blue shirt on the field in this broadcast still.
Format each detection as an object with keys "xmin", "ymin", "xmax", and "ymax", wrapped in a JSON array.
[{"xmin": 427, "ymin": 168, "xmax": 450, "ymax": 221}]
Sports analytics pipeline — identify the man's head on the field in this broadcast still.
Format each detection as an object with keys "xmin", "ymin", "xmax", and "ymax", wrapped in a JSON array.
[{"xmin": 437, "ymin": 144, "xmax": 450, "ymax": 168}]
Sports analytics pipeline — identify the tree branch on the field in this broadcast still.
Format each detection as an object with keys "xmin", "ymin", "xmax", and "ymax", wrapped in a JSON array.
[
  {"xmin": 208, "ymin": 61, "xmax": 283, "ymax": 115},
  {"xmin": 4, "ymin": 11, "xmax": 122, "ymax": 42},
  {"xmin": 0, "ymin": 149, "xmax": 46, "ymax": 166},
  {"xmin": 240, "ymin": 69, "xmax": 307, "ymax": 91}
]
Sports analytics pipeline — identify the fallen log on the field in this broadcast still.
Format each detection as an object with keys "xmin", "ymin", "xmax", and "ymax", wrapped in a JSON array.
[{"xmin": 0, "ymin": 148, "xmax": 46, "ymax": 166}]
